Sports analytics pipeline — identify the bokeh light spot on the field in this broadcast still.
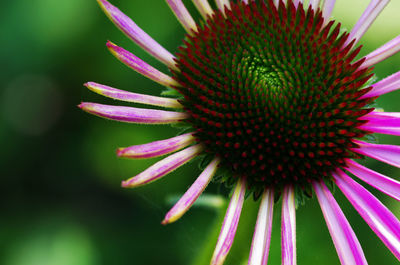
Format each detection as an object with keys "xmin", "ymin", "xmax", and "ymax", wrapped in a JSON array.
[{"xmin": 3, "ymin": 221, "xmax": 98, "ymax": 265}]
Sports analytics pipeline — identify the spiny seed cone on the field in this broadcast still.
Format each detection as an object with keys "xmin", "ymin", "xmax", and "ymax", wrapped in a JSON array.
[{"xmin": 171, "ymin": 0, "xmax": 375, "ymax": 193}]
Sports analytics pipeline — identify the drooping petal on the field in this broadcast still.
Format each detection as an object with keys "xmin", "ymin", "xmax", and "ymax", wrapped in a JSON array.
[
  {"xmin": 346, "ymin": 0, "xmax": 390, "ymax": 47},
  {"xmin": 162, "ymin": 157, "xmax": 220, "ymax": 224},
  {"xmin": 352, "ymin": 139, "xmax": 400, "ymax": 168},
  {"xmin": 361, "ymin": 111, "xmax": 400, "ymax": 126},
  {"xmin": 362, "ymin": 35, "xmax": 400, "ymax": 68},
  {"xmin": 309, "ymin": 0, "xmax": 321, "ymax": 10},
  {"xmin": 313, "ymin": 180, "xmax": 368, "ymax": 265},
  {"xmin": 192, "ymin": 0, "xmax": 213, "ymax": 20},
  {"xmin": 360, "ymin": 70, "xmax": 400, "ymax": 99},
  {"xmin": 321, "ymin": 0, "xmax": 336, "ymax": 22},
  {"xmin": 165, "ymin": 0, "xmax": 197, "ymax": 34},
  {"xmin": 215, "ymin": 0, "xmax": 231, "ymax": 15},
  {"xmin": 248, "ymin": 188, "xmax": 274, "ymax": 265},
  {"xmin": 106, "ymin": 41, "xmax": 180, "ymax": 88},
  {"xmin": 210, "ymin": 177, "xmax": 246, "ymax": 265},
  {"xmin": 334, "ymin": 170, "xmax": 400, "ymax": 261},
  {"xmin": 358, "ymin": 112, "xmax": 400, "ymax": 136},
  {"xmin": 85, "ymin": 82, "xmax": 182, "ymax": 109},
  {"xmin": 281, "ymin": 185, "xmax": 296, "ymax": 265},
  {"xmin": 79, "ymin": 102, "xmax": 187, "ymax": 124},
  {"xmin": 96, "ymin": 0, "xmax": 177, "ymax": 70},
  {"xmin": 121, "ymin": 144, "xmax": 203, "ymax": 188},
  {"xmin": 117, "ymin": 133, "xmax": 195, "ymax": 159},
  {"xmin": 360, "ymin": 126, "xmax": 400, "ymax": 136},
  {"xmin": 345, "ymin": 159, "xmax": 400, "ymax": 201}
]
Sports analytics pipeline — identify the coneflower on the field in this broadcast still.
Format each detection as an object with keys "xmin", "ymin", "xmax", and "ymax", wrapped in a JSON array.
[{"xmin": 80, "ymin": 0, "xmax": 400, "ymax": 264}]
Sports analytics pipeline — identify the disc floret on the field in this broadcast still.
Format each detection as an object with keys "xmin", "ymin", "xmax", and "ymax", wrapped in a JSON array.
[
  {"xmin": 172, "ymin": 0, "xmax": 374, "ymax": 191},
  {"xmin": 81, "ymin": 0, "xmax": 400, "ymax": 264}
]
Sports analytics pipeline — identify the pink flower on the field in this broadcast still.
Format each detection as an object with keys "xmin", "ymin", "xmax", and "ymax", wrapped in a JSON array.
[{"xmin": 80, "ymin": 1, "xmax": 400, "ymax": 264}]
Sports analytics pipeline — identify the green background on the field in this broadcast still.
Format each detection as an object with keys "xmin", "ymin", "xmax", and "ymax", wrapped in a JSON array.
[{"xmin": 1, "ymin": 0, "xmax": 400, "ymax": 264}]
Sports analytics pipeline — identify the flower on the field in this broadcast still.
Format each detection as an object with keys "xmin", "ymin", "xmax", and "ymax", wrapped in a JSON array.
[{"xmin": 79, "ymin": 0, "xmax": 400, "ymax": 264}]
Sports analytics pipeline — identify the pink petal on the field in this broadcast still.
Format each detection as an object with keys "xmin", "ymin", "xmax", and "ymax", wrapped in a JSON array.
[
  {"xmin": 117, "ymin": 133, "xmax": 195, "ymax": 159},
  {"xmin": 313, "ymin": 180, "xmax": 368, "ymax": 265},
  {"xmin": 165, "ymin": 0, "xmax": 197, "ymax": 34},
  {"xmin": 107, "ymin": 41, "xmax": 180, "ymax": 87},
  {"xmin": 121, "ymin": 145, "xmax": 203, "ymax": 188},
  {"xmin": 361, "ymin": 111, "xmax": 400, "ymax": 126},
  {"xmin": 322, "ymin": 0, "xmax": 336, "ymax": 23},
  {"xmin": 352, "ymin": 139, "xmax": 400, "ymax": 168},
  {"xmin": 292, "ymin": 0, "xmax": 300, "ymax": 8},
  {"xmin": 248, "ymin": 189, "xmax": 274, "ymax": 265},
  {"xmin": 192, "ymin": 0, "xmax": 213, "ymax": 20},
  {"xmin": 210, "ymin": 177, "xmax": 246, "ymax": 265},
  {"xmin": 79, "ymin": 102, "xmax": 187, "ymax": 124},
  {"xmin": 334, "ymin": 170, "xmax": 400, "ymax": 261},
  {"xmin": 96, "ymin": 0, "xmax": 177, "ymax": 70},
  {"xmin": 362, "ymin": 35, "xmax": 400, "ymax": 68},
  {"xmin": 309, "ymin": 0, "xmax": 321, "ymax": 10},
  {"xmin": 162, "ymin": 157, "xmax": 220, "ymax": 224},
  {"xmin": 360, "ymin": 126, "xmax": 400, "ymax": 136},
  {"xmin": 346, "ymin": 0, "xmax": 390, "ymax": 47},
  {"xmin": 281, "ymin": 185, "xmax": 296, "ymax": 265},
  {"xmin": 358, "ymin": 112, "xmax": 400, "ymax": 136},
  {"xmin": 345, "ymin": 159, "xmax": 400, "ymax": 201},
  {"xmin": 215, "ymin": 0, "xmax": 231, "ymax": 15},
  {"xmin": 360, "ymin": 70, "xmax": 400, "ymax": 99},
  {"xmin": 85, "ymin": 82, "xmax": 182, "ymax": 108}
]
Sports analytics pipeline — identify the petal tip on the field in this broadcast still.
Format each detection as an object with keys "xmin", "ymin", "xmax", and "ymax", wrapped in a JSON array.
[
  {"xmin": 162, "ymin": 212, "xmax": 181, "ymax": 225},
  {"xmin": 84, "ymin": 82, "xmax": 96, "ymax": 88},
  {"xmin": 106, "ymin": 41, "xmax": 123, "ymax": 59},
  {"xmin": 78, "ymin": 102, "xmax": 96, "ymax": 112},
  {"xmin": 106, "ymin": 40, "xmax": 117, "ymax": 49},
  {"xmin": 116, "ymin": 147, "xmax": 125, "ymax": 157},
  {"xmin": 121, "ymin": 178, "xmax": 139, "ymax": 188},
  {"xmin": 85, "ymin": 82, "xmax": 104, "ymax": 95},
  {"xmin": 78, "ymin": 102, "xmax": 89, "ymax": 110},
  {"xmin": 121, "ymin": 180, "xmax": 130, "ymax": 188}
]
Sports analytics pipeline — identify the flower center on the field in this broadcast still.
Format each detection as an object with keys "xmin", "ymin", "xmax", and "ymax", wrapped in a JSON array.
[{"xmin": 172, "ymin": 0, "xmax": 374, "ymax": 192}]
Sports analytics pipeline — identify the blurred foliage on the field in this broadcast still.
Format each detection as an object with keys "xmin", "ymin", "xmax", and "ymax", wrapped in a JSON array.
[{"xmin": 1, "ymin": 0, "xmax": 400, "ymax": 264}]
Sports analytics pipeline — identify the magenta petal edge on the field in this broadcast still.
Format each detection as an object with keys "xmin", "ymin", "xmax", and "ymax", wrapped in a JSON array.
[
  {"xmin": 334, "ymin": 170, "xmax": 400, "ymax": 261},
  {"xmin": 313, "ymin": 180, "xmax": 367, "ymax": 265}
]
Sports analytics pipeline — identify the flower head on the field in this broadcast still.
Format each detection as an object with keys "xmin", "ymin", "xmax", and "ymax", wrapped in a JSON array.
[{"xmin": 80, "ymin": 0, "xmax": 400, "ymax": 264}]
